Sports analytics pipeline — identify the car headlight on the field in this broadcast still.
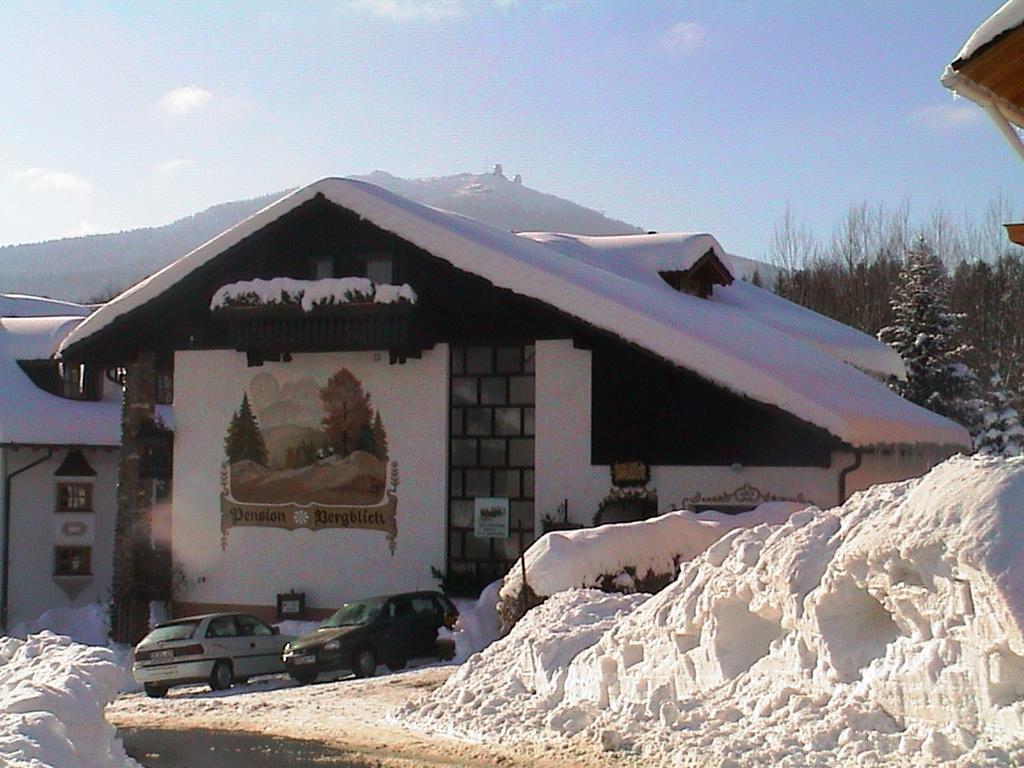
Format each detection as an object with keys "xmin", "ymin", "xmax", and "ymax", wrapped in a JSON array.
[
  {"xmin": 283, "ymin": 642, "xmax": 292, "ymax": 653},
  {"xmin": 323, "ymin": 639, "xmax": 341, "ymax": 652}
]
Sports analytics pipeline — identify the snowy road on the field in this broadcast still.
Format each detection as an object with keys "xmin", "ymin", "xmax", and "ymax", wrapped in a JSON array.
[{"xmin": 107, "ymin": 664, "xmax": 622, "ymax": 768}]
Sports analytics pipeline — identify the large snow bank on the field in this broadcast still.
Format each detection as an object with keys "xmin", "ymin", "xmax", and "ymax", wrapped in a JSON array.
[
  {"xmin": 8, "ymin": 603, "xmax": 108, "ymax": 647},
  {"xmin": 500, "ymin": 502, "xmax": 805, "ymax": 603},
  {"xmin": 398, "ymin": 590, "xmax": 647, "ymax": 741},
  {"xmin": 404, "ymin": 456, "xmax": 1024, "ymax": 766},
  {"xmin": 0, "ymin": 633, "xmax": 137, "ymax": 767}
]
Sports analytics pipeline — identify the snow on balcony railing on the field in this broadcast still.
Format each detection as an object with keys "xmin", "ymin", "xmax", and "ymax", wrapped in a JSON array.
[{"xmin": 210, "ymin": 277, "xmax": 417, "ymax": 313}]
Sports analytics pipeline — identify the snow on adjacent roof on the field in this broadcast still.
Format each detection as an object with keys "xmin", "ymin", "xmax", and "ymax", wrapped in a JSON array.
[
  {"xmin": 942, "ymin": 1, "xmax": 1024, "ymax": 134},
  {"xmin": 60, "ymin": 178, "xmax": 970, "ymax": 449},
  {"xmin": 0, "ymin": 316, "xmax": 121, "ymax": 446},
  {"xmin": 520, "ymin": 231, "xmax": 737, "ymax": 280},
  {"xmin": 950, "ymin": 0, "xmax": 1024, "ymax": 64},
  {"xmin": 0, "ymin": 294, "xmax": 91, "ymax": 318},
  {"xmin": 521, "ymin": 231, "xmax": 905, "ymax": 380}
]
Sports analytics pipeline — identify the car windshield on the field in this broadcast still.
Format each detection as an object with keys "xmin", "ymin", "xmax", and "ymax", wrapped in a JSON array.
[
  {"xmin": 321, "ymin": 600, "xmax": 382, "ymax": 628},
  {"xmin": 141, "ymin": 620, "xmax": 200, "ymax": 644}
]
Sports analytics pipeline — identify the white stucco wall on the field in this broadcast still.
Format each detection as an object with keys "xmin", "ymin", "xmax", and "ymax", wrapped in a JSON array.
[
  {"xmin": 3, "ymin": 447, "xmax": 118, "ymax": 628},
  {"xmin": 533, "ymin": 340, "xmax": 950, "ymax": 526},
  {"xmin": 842, "ymin": 445, "xmax": 962, "ymax": 500},
  {"xmin": 172, "ymin": 347, "xmax": 448, "ymax": 613}
]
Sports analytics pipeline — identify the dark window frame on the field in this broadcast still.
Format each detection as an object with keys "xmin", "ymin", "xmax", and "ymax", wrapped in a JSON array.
[
  {"xmin": 56, "ymin": 482, "xmax": 93, "ymax": 513},
  {"xmin": 54, "ymin": 546, "xmax": 92, "ymax": 576}
]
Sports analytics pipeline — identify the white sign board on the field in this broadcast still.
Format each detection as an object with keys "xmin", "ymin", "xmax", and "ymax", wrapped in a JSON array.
[{"xmin": 474, "ymin": 497, "xmax": 510, "ymax": 539}]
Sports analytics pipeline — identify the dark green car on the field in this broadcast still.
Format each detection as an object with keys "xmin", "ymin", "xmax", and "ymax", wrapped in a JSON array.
[{"xmin": 282, "ymin": 591, "xmax": 459, "ymax": 683}]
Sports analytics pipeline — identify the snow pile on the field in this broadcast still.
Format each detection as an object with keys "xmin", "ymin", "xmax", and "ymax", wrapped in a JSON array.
[
  {"xmin": 445, "ymin": 580, "xmax": 503, "ymax": 661},
  {"xmin": 501, "ymin": 503, "xmax": 806, "ymax": 603},
  {"xmin": 399, "ymin": 590, "xmax": 647, "ymax": 740},
  {"xmin": 0, "ymin": 632, "xmax": 137, "ymax": 768},
  {"xmin": 7, "ymin": 603, "xmax": 109, "ymax": 647},
  {"xmin": 210, "ymin": 277, "xmax": 417, "ymax": 312},
  {"xmin": 404, "ymin": 456, "xmax": 1024, "ymax": 766}
]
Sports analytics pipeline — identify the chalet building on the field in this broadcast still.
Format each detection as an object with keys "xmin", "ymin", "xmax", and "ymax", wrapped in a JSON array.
[
  {"xmin": 0, "ymin": 296, "xmax": 126, "ymax": 630},
  {"xmin": 58, "ymin": 179, "xmax": 970, "ymax": 637},
  {"xmin": 943, "ymin": 0, "xmax": 1024, "ymax": 243}
]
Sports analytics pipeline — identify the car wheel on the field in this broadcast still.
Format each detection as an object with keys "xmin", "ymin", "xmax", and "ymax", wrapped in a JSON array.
[
  {"xmin": 143, "ymin": 683, "xmax": 168, "ymax": 698},
  {"xmin": 209, "ymin": 660, "xmax": 233, "ymax": 691},
  {"xmin": 353, "ymin": 647, "xmax": 377, "ymax": 678},
  {"xmin": 386, "ymin": 655, "xmax": 407, "ymax": 672},
  {"xmin": 289, "ymin": 671, "xmax": 317, "ymax": 685}
]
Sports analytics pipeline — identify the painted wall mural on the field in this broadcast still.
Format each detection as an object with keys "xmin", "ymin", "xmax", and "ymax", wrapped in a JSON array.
[{"xmin": 219, "ymin": 368, "xmax": 399, "ymax": 553}]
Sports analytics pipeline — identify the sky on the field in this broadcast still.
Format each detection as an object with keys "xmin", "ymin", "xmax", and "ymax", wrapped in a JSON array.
[{"xmin": 1, "ymin": 0, "xmax": 1020, "ymax": 261}]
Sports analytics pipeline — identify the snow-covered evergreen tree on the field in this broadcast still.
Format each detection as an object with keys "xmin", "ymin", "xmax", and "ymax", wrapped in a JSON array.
[
  {"xmin": 878, "ymin": 238, "xmax": 981, "ymax": 431},
  {"xmin": 976, "ymin": 370, "xmax": 1024, "ymax": 456}
]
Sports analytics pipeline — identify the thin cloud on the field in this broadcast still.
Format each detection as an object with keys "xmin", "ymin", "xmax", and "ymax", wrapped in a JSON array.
[
  {"xmin": 159, "ymin": 85, "xmax": 213, "ymax": 116},
  {"xmin": 155, "ymin": 158, "xmax": 196, "ymax": 175},
  {"xmin": 910, "ymin": 103, "xmax": 984, "ymax": 131},
  {"xmin": 344, "ymin": 0, "xmax": 464, "ymax": 20},
  {"xmin": 660, "ymin": 21, "xmax": 708, "ymax": 53},
  {"xmin": 343, "ymin": 0, "xmax": 514, "ymax": 21},
  {"xmin": 66, "ymin": 220, "xmax": 102, "ymax": 237},
  {"xmin": 9, "ymin": 167, "xmax": 94, "ymax": 196}
]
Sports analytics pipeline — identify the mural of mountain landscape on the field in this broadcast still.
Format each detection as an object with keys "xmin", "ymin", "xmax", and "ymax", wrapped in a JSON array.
[{"xmin": 225, "ymin": 369, "xmax": 389, "ymax": 507}]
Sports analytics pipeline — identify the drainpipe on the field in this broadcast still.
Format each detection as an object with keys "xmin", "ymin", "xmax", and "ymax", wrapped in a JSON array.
[
  {"xmin": 837, "ymin": 450, "xmax": 863, "ymax": 506},
  {"xmin": 2, "ymin": 448, "xmax": 54, "ymax": 630}
]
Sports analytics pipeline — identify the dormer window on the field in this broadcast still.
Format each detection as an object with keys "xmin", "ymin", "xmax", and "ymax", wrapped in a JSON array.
[{"xmin": 659, "ymin": 249, "xmax": 734, "ymax": 299}]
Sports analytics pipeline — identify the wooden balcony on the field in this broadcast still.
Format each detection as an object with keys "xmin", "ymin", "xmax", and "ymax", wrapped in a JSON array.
[{"xmin": 212, "ymin": 302, "xmax": 428, "ymax": 356}]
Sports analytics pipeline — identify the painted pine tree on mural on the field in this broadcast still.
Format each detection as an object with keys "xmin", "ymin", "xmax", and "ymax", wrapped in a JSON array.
[
  {"xmin": 371, "ymin": 411, "xmax": 389, "ymax": 461},
  {"xmin": 225, "ymin": 392, "xmax": 269, "ymax": 465}
]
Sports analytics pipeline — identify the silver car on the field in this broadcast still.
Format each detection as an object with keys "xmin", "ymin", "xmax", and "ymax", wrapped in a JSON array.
[{"xmin": 132, "ymin": 612, "xmax": 294, "ymax": 698}]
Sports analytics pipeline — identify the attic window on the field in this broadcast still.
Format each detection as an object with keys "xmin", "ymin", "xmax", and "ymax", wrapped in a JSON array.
[
  {"xmin": 363, "ymin": 254, "xmax": 394, "ymax": 284},
  {"xmin": 659, "ymin": 249, "xmax": 734, "ymax": 299},
  {"xmin": 310, "ymin": 256, "xmax": 333, "ymax": 280}
]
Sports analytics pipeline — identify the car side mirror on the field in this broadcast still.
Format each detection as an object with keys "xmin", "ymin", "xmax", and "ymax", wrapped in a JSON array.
[{"xmin": 271, "ymin": 626, "xmax": 280, "ymax": 635}]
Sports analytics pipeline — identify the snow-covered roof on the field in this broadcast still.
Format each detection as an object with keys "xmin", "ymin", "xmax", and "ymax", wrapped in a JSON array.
[
  {"xmin": 520, "ymin": 231, "xmax": 905, "ymax": 380},
  {"xmin": 0, "ymin": 294, "xmax": 91, "ymax": 318},
  {"xmin": 942, "ymin": 1, "xmax": 1024, "ymax": 137},
  {"xmin": 950, "ymin": 0, "xmax": 1024, "ymax": 65},
  {"xmin": 61, "ymin": 178, "xmax": 970, "ymax": 449},
  {"xmin": 0, "ymin": 316, "xmax": 121, "ymax": 446}
]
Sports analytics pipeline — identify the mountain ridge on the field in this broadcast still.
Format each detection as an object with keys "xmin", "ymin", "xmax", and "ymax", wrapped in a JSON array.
[{"xmin": 0, "ymin": 169, "xmax": 769, "ymax": 301}]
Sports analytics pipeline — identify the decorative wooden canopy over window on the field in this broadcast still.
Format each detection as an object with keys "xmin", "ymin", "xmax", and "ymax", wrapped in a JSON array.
[{"xmin": 659, "ymin": 249, "xmax": 734, "ymax": 299}]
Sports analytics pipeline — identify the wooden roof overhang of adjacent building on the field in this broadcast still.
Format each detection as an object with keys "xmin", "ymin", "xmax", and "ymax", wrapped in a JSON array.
[
  {"xmin": 943, "ymin": 3, "xmax": 1024, "ymax": 245},
  {"xmin": 948, "ymin": 22, "xmax": 1024, "ymax": 125},
  {"xmin": 943, "ymin": 2, "xmax": 1024, "ymax": 164}
]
